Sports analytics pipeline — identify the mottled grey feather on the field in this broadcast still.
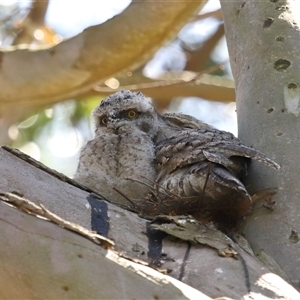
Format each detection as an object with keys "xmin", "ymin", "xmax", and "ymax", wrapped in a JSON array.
[{"xmin": 74, "ymin": 90, "xmax": 279, "ymax": 224}]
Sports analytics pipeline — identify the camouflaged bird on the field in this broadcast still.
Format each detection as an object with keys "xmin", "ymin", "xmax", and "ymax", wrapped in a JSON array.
[{"xmin": 74, "ymin": 90, "xmax": 279, "ymax": 225}]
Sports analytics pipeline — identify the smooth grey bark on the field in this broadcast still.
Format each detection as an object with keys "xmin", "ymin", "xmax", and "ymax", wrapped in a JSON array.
[
  {"xmin": 1, "ymin": 147, "xmax": 300, "ymax": 299},
  {"xmin": 220, "ymin": 0, "xmax": 300, "ymax": 290},
  {"xmin": 0, "ymin": 200, "xmax": 211, "ymax": 299}
]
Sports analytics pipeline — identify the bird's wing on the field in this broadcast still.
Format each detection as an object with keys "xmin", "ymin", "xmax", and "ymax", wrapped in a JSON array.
[
  {"xmin": 156, "ymin": 161, "xmax": 253, "ymax": 223},
  {"xmin": 156, "ymin": 128, "xmax": 280, "ymax": 180},
  {"xmin": 162, "ymin": 112, "xmax": 215, "ymax": 130}
]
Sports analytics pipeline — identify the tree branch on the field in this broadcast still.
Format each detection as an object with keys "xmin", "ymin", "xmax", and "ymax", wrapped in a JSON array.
[
  {"xmin": 0, "ymin": 146, "xmax": 299, "ymax": 299},
  {"xmin": 0, "ymin": 0, "xmax": 206, "ymax": 106},
  {"xmin": 92, "ymin": 72, "xmax": 235, "ymax": 109},
  {"xmin": 184, "ymin": 23, "xmax": 225, "ymax": 72}
]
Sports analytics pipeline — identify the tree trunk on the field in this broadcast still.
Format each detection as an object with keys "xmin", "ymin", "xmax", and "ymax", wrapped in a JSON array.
[{"xmin": 221, "ymin": 0, "xmax": 300, "ymax": 290}]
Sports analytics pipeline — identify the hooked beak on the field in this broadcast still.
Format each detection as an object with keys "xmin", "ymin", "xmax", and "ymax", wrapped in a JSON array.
[{"xmin": 107, "ymin": 119, "xmax": 128, "ymax": 131}]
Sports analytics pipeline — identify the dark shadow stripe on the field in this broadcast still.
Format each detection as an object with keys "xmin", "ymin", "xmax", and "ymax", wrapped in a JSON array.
[
  {"xmin": 146, "ymin": 222, "xmax": 167, "ymax": 268},
  {"xmin": 227, "ymin": 233, "xmax": 251, "ymax": 293},
  {"xmin": 87, "ymin": 195, "xmax": 109, "ymax": 237},
  {"xmin": 179, "ymin": 241, "xmax": 192, "ymax": 281}
]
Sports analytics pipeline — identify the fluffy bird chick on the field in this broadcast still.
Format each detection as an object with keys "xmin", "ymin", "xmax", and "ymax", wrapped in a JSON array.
[{"xmin": 74, "ymin": 90, "xmax": 279, "ymax": 226}]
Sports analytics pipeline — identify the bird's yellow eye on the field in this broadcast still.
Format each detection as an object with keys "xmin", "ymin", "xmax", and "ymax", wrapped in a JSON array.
[
  {"xmin": 127, "ymin": 110, "xmax": 137, "ymax": 119},
  {"xmin": 101, "ymin": 117, "xmax": 108, "ymax": 125}
]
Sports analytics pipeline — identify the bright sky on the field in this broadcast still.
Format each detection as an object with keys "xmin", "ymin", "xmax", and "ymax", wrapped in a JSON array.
[{"xmin": 46, "ymin": 0, "xmax": 131, "ymax": 37}]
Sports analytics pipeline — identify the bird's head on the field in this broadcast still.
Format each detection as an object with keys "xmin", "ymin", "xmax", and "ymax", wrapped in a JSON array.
[{"xmin": 93, "ymin": 90, "xmax": 159, "ymax": 137}]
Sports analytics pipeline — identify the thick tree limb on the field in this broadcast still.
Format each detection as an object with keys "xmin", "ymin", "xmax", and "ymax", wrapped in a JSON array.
[
  {"xmin": 0, "ymin": 146, "xmax": 299, "ymax": 299},
  {"xmin": 0, "ymin": 198, "xmax": 210, "ymax": 299},
  {"xmin": 0, "ymin": 0, "xmax": 207, "ymax": 144},
  {"xmin": 0, "ymin": 0, "xmax": 206, "ymax": 106}
]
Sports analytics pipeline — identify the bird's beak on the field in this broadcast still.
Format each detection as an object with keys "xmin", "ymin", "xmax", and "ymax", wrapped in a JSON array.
[{"xmin": 107, "ymin": 119, "xmax": 128, "ymax": 131}]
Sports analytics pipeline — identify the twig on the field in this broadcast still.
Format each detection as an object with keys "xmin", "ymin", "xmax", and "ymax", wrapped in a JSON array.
[
  {"xmin": 94, "ymin": 61, "xmax": 228, "ymax": 94},
  {"xmin": 0, "ymin": 192, "xmax": 114, "ymax": 249},
  {"xmin": 112, "ymin": 187, "xmax": 137, "ymax": 208}
]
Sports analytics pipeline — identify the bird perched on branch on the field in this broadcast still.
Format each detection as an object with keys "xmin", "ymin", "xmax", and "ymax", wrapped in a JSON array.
[{"xmin": 74, "ymin": 90, "xmax": 279, "ymax": 226}]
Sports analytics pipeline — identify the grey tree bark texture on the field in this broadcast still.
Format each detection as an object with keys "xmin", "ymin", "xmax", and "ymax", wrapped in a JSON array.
[
  {"xmin": 1, "ymin": 147, "xmax": 300, "ymax": 299},
  {"xmin": 220, "ymin": 0, "xmax": 300, "ymax": 290}
]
